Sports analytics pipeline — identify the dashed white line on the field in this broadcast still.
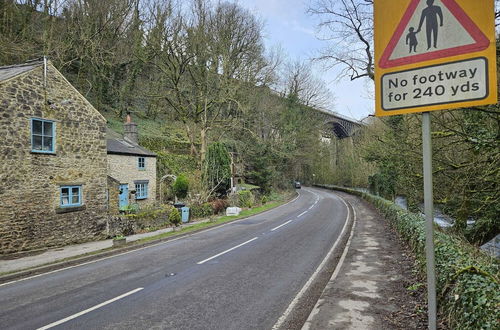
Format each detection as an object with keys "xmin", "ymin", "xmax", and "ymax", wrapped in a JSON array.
[
  {"xmin": 197, "ymin": 237, "xmax": 259, "ymax": 265},
  {"xmin": 37, "ymin": 287, "xmax": 143, "ymax": 330},
  {"xmin": 270, "ymin": 220, "xmax": 293, "ymax": 232},
  {"xmin": 297, "ymin": 211, "xmax": 308, "ymax": 218}
]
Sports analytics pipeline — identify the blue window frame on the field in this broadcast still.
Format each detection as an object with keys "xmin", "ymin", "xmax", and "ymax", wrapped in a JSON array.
[
  {"xmin": 138, "ymin": 157, "xmax": 145, "ymax": 170},
  {"xmin": 60, "ymin": 185, "xmax": 82, "ymax": 207},
  {"xmin": 135, "ymin": 181, "xmax": 148, "ymax": 199},
  {"xmin": 31, "ymin": 118, "xmax": 55, "ymax": 153}
]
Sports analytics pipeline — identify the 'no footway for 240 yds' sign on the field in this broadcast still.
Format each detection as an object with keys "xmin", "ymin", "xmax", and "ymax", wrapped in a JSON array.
[{"xmin": 375, "ymin": 0, "xmax": 497, "ymax": 116}]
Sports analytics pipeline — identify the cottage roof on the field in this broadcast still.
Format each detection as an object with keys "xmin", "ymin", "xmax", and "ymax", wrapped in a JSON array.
[
  {"xmin": 106, "ymin": 129, "xmax": 156, "ymax": 157},
  {"xmin": 0, "ymin": 61, "xmax": 42, "ymax": 82}
]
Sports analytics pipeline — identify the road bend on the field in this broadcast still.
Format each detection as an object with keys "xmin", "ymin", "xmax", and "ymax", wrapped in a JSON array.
[{"xmin": 0, "ymin": 187, "xmax": 349, "ymax": 330}]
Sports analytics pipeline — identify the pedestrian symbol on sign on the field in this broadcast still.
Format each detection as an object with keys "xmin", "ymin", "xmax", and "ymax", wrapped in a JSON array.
[
  {"xmin": 416, "ymin": 0, "xmax": 444, "ymax": 50},
  {"xmin": 379, "ymin": 0, "xmax": 488, "ymax": 68}
]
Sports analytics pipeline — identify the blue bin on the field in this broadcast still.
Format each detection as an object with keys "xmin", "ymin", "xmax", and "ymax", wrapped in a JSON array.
[{"xmin": 181, "ymin": 207, "xmax": 190, "ymax": 223}]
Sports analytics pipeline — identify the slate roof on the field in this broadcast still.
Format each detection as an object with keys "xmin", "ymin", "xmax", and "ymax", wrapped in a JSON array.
[
  {"xmin": 106, "ymin": 129, "xmax": 156, "ymax": 157},
  {"xmin": 0, "ymin": 60, "xmax": 42, "ymax": 82}
]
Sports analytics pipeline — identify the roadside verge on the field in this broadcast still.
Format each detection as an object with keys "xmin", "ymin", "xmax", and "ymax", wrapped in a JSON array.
[
  {"xmin": 0, "ymin": 192, "xmax": 298, "ymax": 285},
  {"xmin": 315, "ymin": 184, "xmax": 499, "ymax": 330}
]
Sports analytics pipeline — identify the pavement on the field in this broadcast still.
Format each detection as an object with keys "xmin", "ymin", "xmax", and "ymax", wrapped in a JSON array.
[{"xmin": 0, "ymin": 219, "xmax": 210, "ymax": 274}]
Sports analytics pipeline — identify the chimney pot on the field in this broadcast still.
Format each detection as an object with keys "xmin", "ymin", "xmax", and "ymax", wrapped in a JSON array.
[{"xmin": 123, "ymin": 113, "xmax": 138, "ymax": 144}]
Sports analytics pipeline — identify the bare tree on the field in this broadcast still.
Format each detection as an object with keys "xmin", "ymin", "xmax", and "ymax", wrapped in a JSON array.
[
  {"xmin": 281, "ymin": 59, "xmax": 333, "ymax": 109},
  {"xmin": 144, "ymin": 0, "xmax": 268, "ymax": 162},
  {"xmin": 309, "ymin": 0, "xmax": 373, "ymax": 81}
]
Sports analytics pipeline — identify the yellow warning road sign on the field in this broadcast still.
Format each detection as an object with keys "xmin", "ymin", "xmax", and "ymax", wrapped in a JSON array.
[{"xmin": 375, "ymin": 0, "xmax": 497, "ymax": 116}]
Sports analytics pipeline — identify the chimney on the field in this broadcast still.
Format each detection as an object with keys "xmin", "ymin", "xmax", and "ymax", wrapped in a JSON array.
[{"xmin": 124, "ymin": 113, "xmax": 138, "ymax": 144}]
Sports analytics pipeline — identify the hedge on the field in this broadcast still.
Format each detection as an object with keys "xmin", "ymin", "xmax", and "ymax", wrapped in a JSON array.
[{"xmin": 316, "ymin": 184, "xmax": 499, "ymax": 330}]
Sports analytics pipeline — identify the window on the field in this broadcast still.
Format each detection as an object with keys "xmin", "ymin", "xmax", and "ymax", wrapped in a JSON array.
[
  {"xmin": 138, "ymin": 157, "xmax": 145, "ymax": 170},
  {"xmin": 31, "ymin": 118, "xmax": 55, "ymax": 153},
  {"xmin": 60, "ymin": 185, "xmax": 82, "ymax": 207},
  {"xmin": 135, "ymin": 181, "xmax": 148, "ymax": 199}
]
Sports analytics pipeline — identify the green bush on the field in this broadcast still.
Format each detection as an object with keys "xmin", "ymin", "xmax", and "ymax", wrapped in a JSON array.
[
  {"xmin": 317, "ymin": 184, "xmax": 500, "ymax": 330},
  {"xmin": 190, "ymin": 202, "xmax": 213, "ymax": 218},
  {"xmin": 169, "ymin": 208, "xmax": 181, "ymax": 226},
  {"xmin": 238, "ymin": 190, "xmax": 254, "ymax": 208},
  {"xmin": 172, "ymin": 174, "xmax": 189, "ymax": 199}
]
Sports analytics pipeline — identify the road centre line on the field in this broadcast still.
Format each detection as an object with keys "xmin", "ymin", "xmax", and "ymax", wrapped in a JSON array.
[
  {"xmin": 197, "ymin": 237, "xmax": 259, "ymax": 265},
  {"xmin": 37, "ymin": 287, "xmax": 143, "ymax": 330},
  {"xmin": 270, "ymin": 220, "xmax": 293, "ymax": 232},
  {"xmin": 297, "ymin": 210, "xmax": 308, "ymax": 218}
]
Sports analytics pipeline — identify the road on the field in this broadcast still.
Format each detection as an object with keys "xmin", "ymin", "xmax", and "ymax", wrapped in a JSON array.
[{"xmin": 0, "ymin": 188, "xmax": 349, "ymax": 330}]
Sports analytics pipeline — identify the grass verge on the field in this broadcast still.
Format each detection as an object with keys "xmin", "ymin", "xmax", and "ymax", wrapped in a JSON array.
[
  {"xmin": 0, "ymin": 194, "xmax": 294, "ymax": 278},
  {"xmin": 136, "ymin": 199, "xmax": 288, "ymax": 244}
]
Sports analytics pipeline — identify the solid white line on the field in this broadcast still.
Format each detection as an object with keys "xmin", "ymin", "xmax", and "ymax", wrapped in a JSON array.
[
  {"xmin": 197, "ymin": 237, "xmax": 259, "ymax": 265},
  {"xmin": 308, "ymin": 205, "xmax": 314, "ymax": 210},
  {"xmin": 37, "ymin": 287, "xmax": 143, "ymax": 330},
  {"xmin": 0, "ymin": 192, "xmax": 303, "ymax": 288},
  {"xmin": 297, "ymin": 211, "xmax": 308, "ymax": 218},
  {"xmin": 270, "ymin": 220, "xmax": 293, "ymax": 232},
  {"xmin": 272, "ymin": 191, "xmax": 353, "ymax": 330},
  {"xmin": 302, "ymin": 200, "xmax": 358, "ymax": 330}
]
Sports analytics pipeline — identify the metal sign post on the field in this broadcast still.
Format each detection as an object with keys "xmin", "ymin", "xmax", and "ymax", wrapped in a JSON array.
[{"xmin": 422, "ymin": 112, "xmax": 436, "ymax": 330}]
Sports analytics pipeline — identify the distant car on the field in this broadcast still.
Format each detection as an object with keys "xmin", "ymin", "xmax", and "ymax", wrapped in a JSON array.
[{"xmin": 294, "ymin": 181, "xmax": 301, "ymax": 189}]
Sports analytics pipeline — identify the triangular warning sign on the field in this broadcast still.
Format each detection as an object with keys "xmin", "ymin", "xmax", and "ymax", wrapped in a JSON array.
[{"xmin": 379, "ymin": 0, "xmax": 489, "ymax": 69}]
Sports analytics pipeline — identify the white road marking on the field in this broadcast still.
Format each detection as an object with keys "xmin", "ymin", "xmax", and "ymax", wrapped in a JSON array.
[
  {"xmin": 0, "ymin": 192, "xmax": 302, "ymax": 288},
  {"xmin": 197, "ymin": 237, "xmax": 259, "ymax": 265},
  {"xmin": 297, "ymin": 211, "xmax": 308, "ymax": 218},
  {"xmin": 272, "ymin": 190, "xmax": 353, "ymax": 330},
  {"xmin": 270, "ymin": 220, "xmax": 293, "ymax": 232},
  {"xmin": 302, "ymin": 200, "xmax": 358, "ymax": 330},
  {"xmin": 37, "ymin": 287, "xmax": 143, "ymax": 330}
]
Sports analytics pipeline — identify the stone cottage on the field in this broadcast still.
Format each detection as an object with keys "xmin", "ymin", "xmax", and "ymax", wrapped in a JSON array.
[
  {"xmin": 0, "ymin": 60, "xmax": 108, "ymax": 254},
  {"xmin": 107, "ymin": 114, "xmax": 157, "ymax": 213}
]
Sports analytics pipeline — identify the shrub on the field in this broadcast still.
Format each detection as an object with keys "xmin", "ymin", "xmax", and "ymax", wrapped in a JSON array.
[
  {"xmin": 172, "ymin": 174, "xmax": 189, "ymax": 199},
  {"xmin": 211, "ymin": 199, "xmax": 228, "ymax": 214},
  {"xmin": 191, "ymin": 202, "xmax": 213, "ymax": 218},
  {"xmin": 238, "ymin": 190, "xmax": 254, "ymax": 208},
  {"xmin": 169, "ymin": 208, "xmax": 181, "ymax": 226},
  {"xmin": 316, "ymin": 184, "xmax": 500, "ymax": 330}
]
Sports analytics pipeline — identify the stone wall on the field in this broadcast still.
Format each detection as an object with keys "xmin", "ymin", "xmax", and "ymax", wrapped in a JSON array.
[
  {"xmin": 107, "ymin": 175, "xmax": 120, "ymax": 215},
  {"xmin": 0, "ymin": 62, "xmax": 109, "ymax": 254},
  {"xmin": 107, "ymin": 154, "xmax": 157, "ymax": 207}
]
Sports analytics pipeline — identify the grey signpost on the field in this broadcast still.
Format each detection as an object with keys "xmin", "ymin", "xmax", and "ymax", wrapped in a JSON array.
[{"xmin": 422, "ymin": 112, "xmax": 436, "ymax": 329}]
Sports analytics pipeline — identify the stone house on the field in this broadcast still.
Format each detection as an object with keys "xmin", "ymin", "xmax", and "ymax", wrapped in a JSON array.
[
  {"xmin": 0, "ymin": 60, "xmax": 108, "ymax": 254},
  {"xmin": 107, "ymin": 114, "xmax": 157, "ymax": 213}
]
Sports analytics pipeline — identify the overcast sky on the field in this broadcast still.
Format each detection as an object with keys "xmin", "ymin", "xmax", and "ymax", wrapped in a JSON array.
[{"xmin": 237, "ymin": 0, "xmax": 374, "ymax": 120}]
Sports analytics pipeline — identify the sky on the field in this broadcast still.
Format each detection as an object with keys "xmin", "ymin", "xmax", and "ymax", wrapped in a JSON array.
[{"xmin": 237, "ymin": 0, "xmax": 374, "ymax": 120}]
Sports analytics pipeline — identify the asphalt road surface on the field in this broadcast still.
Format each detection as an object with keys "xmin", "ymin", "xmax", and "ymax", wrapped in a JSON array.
[{"xmin": 0, "ymin": 187, "xmax": 349, "ymax": 330}]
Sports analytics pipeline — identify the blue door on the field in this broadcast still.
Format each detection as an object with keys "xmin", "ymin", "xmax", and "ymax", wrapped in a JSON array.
[{"xmin": 119, "ymin": 184, "xmax": 129, "ymax": 209}]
